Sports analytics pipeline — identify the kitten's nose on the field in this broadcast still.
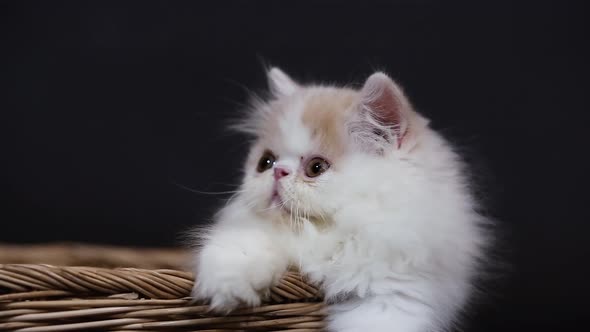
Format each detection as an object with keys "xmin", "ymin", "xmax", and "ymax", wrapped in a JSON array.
[{"xmin": 273, "ymin": 167, "xmax": 291, "ymax": 180}]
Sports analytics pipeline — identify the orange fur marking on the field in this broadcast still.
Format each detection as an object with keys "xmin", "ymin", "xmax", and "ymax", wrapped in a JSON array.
[{"xmin": 301, "ymin": 88, "xmax": 358, "ymax": 158}]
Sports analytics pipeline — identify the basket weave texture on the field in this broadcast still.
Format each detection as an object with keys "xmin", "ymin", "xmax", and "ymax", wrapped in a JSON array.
[{"xmin": 0, "ymin": 244, "xmax": 326, "ymax": 332}]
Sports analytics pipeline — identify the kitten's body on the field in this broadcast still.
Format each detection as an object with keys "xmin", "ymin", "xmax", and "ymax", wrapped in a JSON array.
[{"xmin": 192, "ymin": 68, "xmax": 489, "ymax": 332}]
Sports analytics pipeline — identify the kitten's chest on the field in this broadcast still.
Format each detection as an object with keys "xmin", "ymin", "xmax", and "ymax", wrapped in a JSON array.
[{"xmin": 293, "ymin": 230, "xmax": 359, "ymax": 270}]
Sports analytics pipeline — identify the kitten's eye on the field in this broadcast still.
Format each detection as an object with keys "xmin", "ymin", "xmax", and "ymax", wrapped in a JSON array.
[
  {"xmin": 257, "ymin": 151, "xmax": 276, "ymax": 173},
  {"xmin": 305, "ymin": 157, "xmax": 330, "ymax": 178}
]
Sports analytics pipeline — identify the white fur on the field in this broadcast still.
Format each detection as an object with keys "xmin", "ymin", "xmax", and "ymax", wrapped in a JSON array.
[{"xmin": 191, "ymin": 68, "xmax": 489, "ymax": 332}]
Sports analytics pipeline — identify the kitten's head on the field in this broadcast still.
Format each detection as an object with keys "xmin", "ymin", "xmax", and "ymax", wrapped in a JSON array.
[{"xmin": 236, "ymin": 68, "xmax": 430, "ymax": 227}]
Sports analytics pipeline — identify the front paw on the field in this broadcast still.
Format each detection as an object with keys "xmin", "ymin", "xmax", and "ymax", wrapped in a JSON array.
[
  {"xmin": 191, "ymin": 246, "xmax": 283, "ymax": 312},
  {"xmin": 193, "ymin": 272, "xmax": 262, "ymax": 312}
]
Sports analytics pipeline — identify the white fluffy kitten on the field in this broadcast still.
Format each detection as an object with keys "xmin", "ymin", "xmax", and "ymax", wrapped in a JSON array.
[{"xmin": 191, "ymin": 68, "xmax": 489, "ymax": 332}]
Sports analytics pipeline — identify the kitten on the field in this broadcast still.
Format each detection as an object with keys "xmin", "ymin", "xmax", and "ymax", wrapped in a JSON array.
[{"xmin": 191, "ymin": 68, "xmax": 490, "ymax": 332}]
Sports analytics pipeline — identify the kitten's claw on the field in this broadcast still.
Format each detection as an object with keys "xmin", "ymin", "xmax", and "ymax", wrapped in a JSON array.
[{"xmin": 192, "ymin": 278, "xmax": 262, "ymax": 312}]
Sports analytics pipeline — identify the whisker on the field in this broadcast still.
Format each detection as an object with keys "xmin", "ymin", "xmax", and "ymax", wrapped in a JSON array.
[
  {"xmin": 173, "ymin": 182, "xmax": 245, "ymax": 195},
  {"xmin": 243, "ymin": 197, "xmax": 260, "ymax": 210}
]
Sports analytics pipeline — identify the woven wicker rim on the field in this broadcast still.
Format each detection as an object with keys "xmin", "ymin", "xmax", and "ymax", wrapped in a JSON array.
[{"xmin": 0, "ymin": 264, "xmax": 326, "ymax": 332}]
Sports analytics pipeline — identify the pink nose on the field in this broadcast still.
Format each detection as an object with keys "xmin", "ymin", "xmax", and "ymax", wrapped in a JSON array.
[{"xmin": 273, "ymin": 167, "xmax": 290, "ymax": 180}]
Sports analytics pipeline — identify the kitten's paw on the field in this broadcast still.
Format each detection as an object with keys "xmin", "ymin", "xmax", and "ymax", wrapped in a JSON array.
[
  {"xmin": 191, "ymin": 245, "xmax": 284, "ymax": 312},
  {"xmin": 193, "ymin": 275, "xmax": 262, "ymax": 312}
]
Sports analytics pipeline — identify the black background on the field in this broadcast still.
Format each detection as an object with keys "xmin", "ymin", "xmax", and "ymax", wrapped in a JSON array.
[{"xmin": 3, "ymin": 1, "xmax": 589, "ymax": 331}]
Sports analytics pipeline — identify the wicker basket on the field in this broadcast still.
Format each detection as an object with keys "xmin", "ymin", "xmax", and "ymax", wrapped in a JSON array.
[{"xmin": 0, "ymin": 244, "xmax": 326, "ymax": 331}]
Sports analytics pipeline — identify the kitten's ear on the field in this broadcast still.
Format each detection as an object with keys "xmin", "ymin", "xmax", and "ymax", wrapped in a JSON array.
[
  {"xmin": 355, "ymin": 72, "xmax": 413, "ymax": 150},
  {"xmin": 267, "ymin": 67, "xmax": 299, "ymax": 97}
]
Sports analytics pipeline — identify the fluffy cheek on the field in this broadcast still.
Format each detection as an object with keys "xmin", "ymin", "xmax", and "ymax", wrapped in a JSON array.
[
  {"xmin": 310, "ymin": 172, "xmax": 355, "ymax": 215},
  {"xmin": 282, "ymin": 176, "xmax": 338, "ymax": 219},
  {"xmin": 317, "ymin": 155, "xmax": 395, "ymax": 215},
  {"xmin": 241, "ymin": 170, "xmax": 274, "ymax": 210}
]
